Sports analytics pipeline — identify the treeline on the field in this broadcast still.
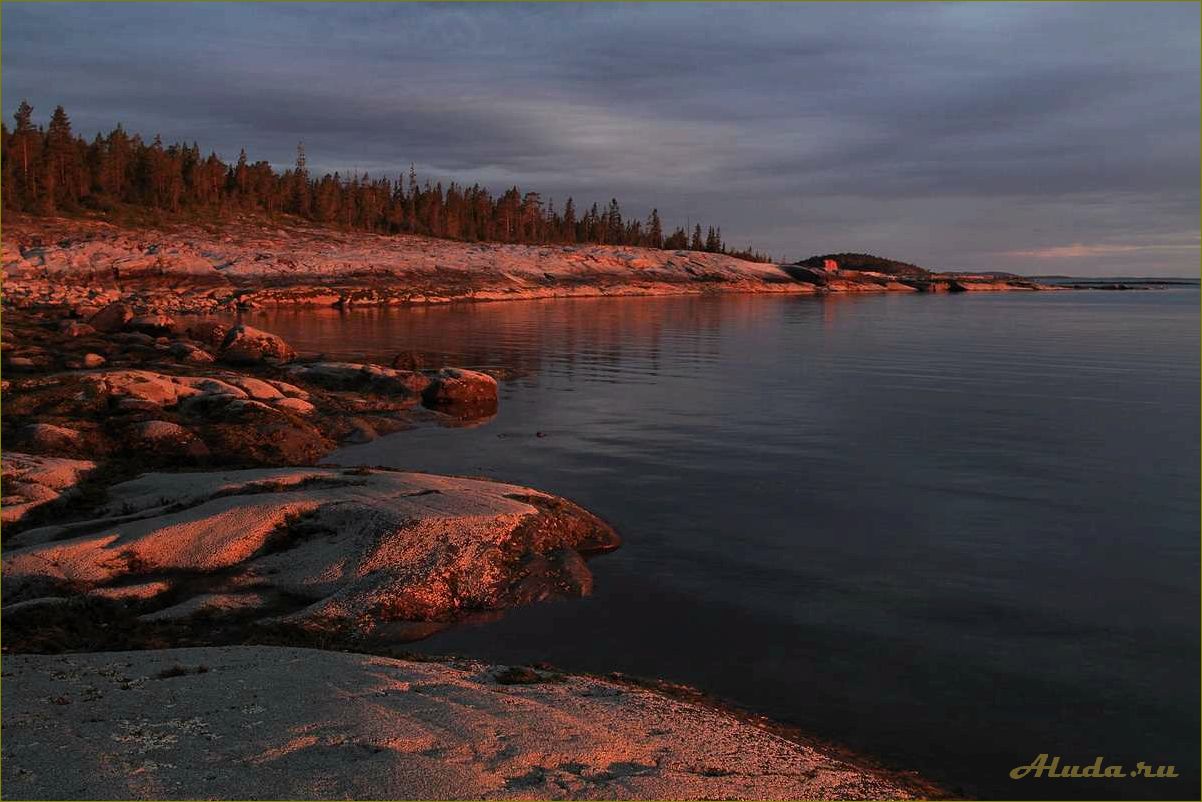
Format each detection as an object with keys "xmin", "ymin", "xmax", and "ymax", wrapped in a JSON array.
[{"xmin": 1, "ymin": 102, "xmax": 772, "ymax": 262}]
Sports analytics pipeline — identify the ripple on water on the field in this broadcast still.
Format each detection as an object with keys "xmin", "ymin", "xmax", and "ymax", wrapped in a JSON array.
[{"xmin": 241, "ymin": 289, "xmax": 1199, "ymax": 800}]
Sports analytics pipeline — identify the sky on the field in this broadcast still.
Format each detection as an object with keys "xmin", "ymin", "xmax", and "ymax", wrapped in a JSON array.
[{"xmin": 2, "ymin": 2, "xmax": 1198, "ymax": 275}]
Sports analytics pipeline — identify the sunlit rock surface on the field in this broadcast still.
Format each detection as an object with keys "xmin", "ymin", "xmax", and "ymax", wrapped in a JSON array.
[
  {"xmin": 2, "ymin": 218, "xmax": 817, "ymax": 314},
  {"xmin": 1, "ymin": 646, "xmax": 920, "ymax": 800},
  {"xmin": 0, "ymin": 452, "xmax": 96, "ymax": 525},
  {"xmin": 3, "ymin": 467, "xmax": 618, "ymax": 636}
]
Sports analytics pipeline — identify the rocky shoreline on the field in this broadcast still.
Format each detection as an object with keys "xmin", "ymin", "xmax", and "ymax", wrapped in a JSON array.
[
  {"xmin": 1, "ymin": 285, "xmax": 941, "ymax": 798},
  {"xmin": 2, "ymin": 215, "xmax": 1048, "ymax": 317},
  {"xmin": 2, "ymin": 646, "xmax": 942, "ymax": 800},
  {"xmin": 1, "ymin": 306, "xmax": 581, "ymax": 642}
]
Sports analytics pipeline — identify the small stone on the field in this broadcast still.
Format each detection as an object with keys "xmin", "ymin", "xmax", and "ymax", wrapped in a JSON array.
[
  {"xmin": 184, "ymin": 348, "xmax": 216, "ymax": 364},
  {"xmin": 228, "ymin": 399, "xmax": 281, "ymax": 415},
  {"xmin": 88, "ymin": 302, "xmax": 133, "ymax": 333},
  {"xmin": 219, "ymin": 325, "xmax": 296, "ymax": 365},
  {"xmin": 231, "ymin": 377, "xmax": 284, "ymax": 401},
  {"xmin": 60, "ymin": 321, "xmax": 96, "ymax": 338},
  {"xmin": 186, "ymin": 321, "xmax": 229, "ymax": 348},
  {"xmin": 267, "ymin": 380, "xmax": 310, "ymax": 400},
  {"xmin": 116, "ymin": 398, "xmax": 163, "ymax": 413},
  {"xmin": 274, "ymin": 397, "xmax": 317, "ymax": 415},
  {"xmin": 343, "ymin": 417, "xmax": 378, "ymax": 443},
  {"xmin": 20, "ymin": 423, "xmax": 83, "ymax": 451},
  {"xmin": 169, "ymin": 341, "xmax": 216, "ymax": 363},
  {"xmin": 391, "ymin": 351, "xmax": 425, "ymax": 371},
  {"xmin": 127, "ymin": 314, "xmax": 177, "ymax": 336},
  {"xmin": 128, "ymin": 421, "xmax": 209, "ymax": 457}
]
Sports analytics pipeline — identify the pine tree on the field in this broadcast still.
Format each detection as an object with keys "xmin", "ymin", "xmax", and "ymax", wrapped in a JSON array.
[
  {"xmin": 11, "ymin": 100, "xmax": 37, "ymax": 205},
  {"xmin": 292, "ymin": 142, "xmax": 311, "ymax": 215},
  {"xmin": 234, "ymin": 148, "xmax": 249, "ymax": 197},
  {"xmin": 45, "ymin": 105, "xmax": 81, "ymax": 206},
  {"xmin": 405, "ymin": 163, "xmax": 418, "ymax": 232},
  {"xmin": 607, "ymin": 198, "xmax": 623, "ymax": 244},
  {"xmin": 1, "ymin": 123, "xmax": 16, "ymax": 209},
  {"xmin": 646, "ymin": 209, "xmax": 663, "ymax": 249},
  {"xmin": 561, "ymin": 197, "xmax": 577, "ymax": 243},
  {"xmin": 664, "ymin": 227, "xmax": 689, "ymax": 249}
]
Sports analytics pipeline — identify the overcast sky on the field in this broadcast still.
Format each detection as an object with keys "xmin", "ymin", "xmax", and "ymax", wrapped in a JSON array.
[{"xmin": 3, "ymin": 2, "xmax": 1198, "ymax": 275}]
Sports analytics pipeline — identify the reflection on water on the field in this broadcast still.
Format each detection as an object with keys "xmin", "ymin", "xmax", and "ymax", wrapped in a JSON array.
[{"xmin": 249, "ymin": 290, "xmax": 1200, "ymax": 800}]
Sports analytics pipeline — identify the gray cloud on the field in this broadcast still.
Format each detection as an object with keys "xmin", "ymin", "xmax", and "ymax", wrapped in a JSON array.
[{"xmin": 2, "ymin": 2, "xmax": 1197, "ymax": 274}]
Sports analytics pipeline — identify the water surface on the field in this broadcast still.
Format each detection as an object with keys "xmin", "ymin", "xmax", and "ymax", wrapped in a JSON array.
[{"xmin": 251, "ymin": 289, "xmax": 1199, "ymax": 799}]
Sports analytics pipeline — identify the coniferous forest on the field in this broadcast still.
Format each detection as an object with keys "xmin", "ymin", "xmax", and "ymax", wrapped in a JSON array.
[{"xmin": 1, "ymin": 102, "xmax": 772, "ymax": 262}]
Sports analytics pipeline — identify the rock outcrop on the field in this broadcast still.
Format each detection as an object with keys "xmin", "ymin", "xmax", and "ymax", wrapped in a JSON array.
[
  {"xmin": 17, "ymin": 422, "xmax": 83, "ymax": 451},
  {"xmin": 87, "ymin": 301, "xmax": 134, "ymax": 332},
  {"xmin": 0, "ymin": 451, "xmax": 96, "ymax": 526},
  {"xmin": 0, "ymin": 646, "xmax": 922, "ymax": 800},
  {"xmin": 127, "ymin": 313, "xmax": 177, "ymax": 336},
  {"xmin": 3, "ymin": 217, "xmax": 1052, "ymax": 316},
  {"xmin": 1, "ymin": 217, "xmax": 816, "ymax": 315},
  {"xmin": 218, "ymin": 324, "xmax": 296, "ymax": 365},
  {"xmin": 0, "ymin": 311, "xmax": 504, "ymax": 479},
  {"xmin": 285, "ymin": 361, "xmax": 430, "ymax": 397},
  {"xmin": 422, "ymin": 367, "xmax": 499, "ymax": 411},
  {"xmin": 3, "ymin": 467, "xmax": 619, "ymax": 639}
]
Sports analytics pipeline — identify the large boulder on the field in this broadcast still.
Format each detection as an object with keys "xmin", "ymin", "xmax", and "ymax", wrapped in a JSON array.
[
  {"xmin": 185, "ymin": 321, "xmax": 229, "ymax": 349},
  {"xmin": 126, "ymin": 420, "xmax": 209, "ymax": 458},
  {"xmin": 391, "ymin": 350, "xmax": 426, "ymax": 371},
  {"xmin": 18, "ymin": 422, "xmax": 83, "ymax": 452},
  {"xmin": 218, "ymin": 324, "xmax": 296, "ymax": 365},
  {"xmin": 127, "ymin": 313, "xmax": 177, "ymax": 336},
  {"xmin": 84, "ymin": 370, "xmax": 200, "ymax": 407},
  {"xmin": 273, "ymin": 396, "xmax": 316, "ymax": 415},
  {"xmin": 229, "ymin": 376, "xmax": 284, "ymax": 401},
  {"xmin": 2, "ymin": 467, "xmax": 620, "ymax": 638},
  {"xmin": 422, "ymin": 367, "xmax": 499, "ymax": 410},
  {"xmin": 87, "ymin": 302, "xmax": 133, "ymax": 333},
  {"xmin": 168, "ymin": 341, "xmax": 215, "ymax": 364}
]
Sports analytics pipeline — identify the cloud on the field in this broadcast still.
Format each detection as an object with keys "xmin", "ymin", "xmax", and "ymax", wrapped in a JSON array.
[
  {"xmin": 1, "ymin": 2, "xmax": 1198, "ymax": 275},
  {"xmin": 1004, "ymin": 243, "xmax": 1202, "ymax": 259}
]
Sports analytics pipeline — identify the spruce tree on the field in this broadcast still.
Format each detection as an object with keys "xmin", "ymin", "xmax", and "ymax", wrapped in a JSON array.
[
  {"xmin": 292, "ymin": 142, "xmax": 311, "ymax": 215},
  {"xmin": 562, "ymin": 197, "xmax": 577, "ymax": 243},
  {"xmin": 46, "ymin": 105, "xmax": 79, "ymax": 207},
  {"xmin": 12, "ymin": 100, "xmax": 36, "ymax": 204},
  {"xmin": 647, "ymin": 208, "xmax": 663, "ymax": 248}
]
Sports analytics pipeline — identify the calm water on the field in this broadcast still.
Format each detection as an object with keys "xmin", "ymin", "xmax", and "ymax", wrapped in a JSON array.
[{"xmin": 250, "ymin": 289, "xmax": 1199, "ymax": 799}]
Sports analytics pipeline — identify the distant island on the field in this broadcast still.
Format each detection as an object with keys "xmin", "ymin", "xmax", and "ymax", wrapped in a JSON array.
[{"xmin": 795, "ymin": 252, "xmax": 931, "ymax": 278}]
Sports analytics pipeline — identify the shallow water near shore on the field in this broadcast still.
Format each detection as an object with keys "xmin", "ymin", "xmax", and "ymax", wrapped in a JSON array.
[{"xmin": 250, "ymin": 289, "xmax": 1199, "ymax": 800}]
